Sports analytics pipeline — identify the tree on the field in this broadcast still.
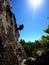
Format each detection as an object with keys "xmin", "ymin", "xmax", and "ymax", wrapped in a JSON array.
[
  {"xmin": 20, "ymin": 25, "xmax": 49, "ymax": 57},
  {"xmin": 44, "ymin": 25, "xmax": 49, "ymax": 34},
  {"xmin": 47, "ymin": 16, "xmax": 49, "ymax": 19}
]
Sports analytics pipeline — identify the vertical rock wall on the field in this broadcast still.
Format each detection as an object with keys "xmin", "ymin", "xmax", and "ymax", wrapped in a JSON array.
[{"xmin": 0, "ymin": 0, "xmax": 27, "ymax": 65}]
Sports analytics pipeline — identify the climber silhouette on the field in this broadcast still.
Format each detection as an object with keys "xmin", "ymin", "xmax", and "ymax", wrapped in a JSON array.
[{"xmin": 17, "ymin": 24, "xmax": 24, "ymax": 30}]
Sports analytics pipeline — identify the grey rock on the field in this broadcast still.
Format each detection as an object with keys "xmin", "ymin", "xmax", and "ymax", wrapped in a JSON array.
[{"xmin": 0, "ymin": 0, "xmax": 27, "ymax": 65}]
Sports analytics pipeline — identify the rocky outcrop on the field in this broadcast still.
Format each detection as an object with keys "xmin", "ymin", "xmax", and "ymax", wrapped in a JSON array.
[
  {"xmin": 36, "ymin": 50, "xmax": 49, "ymax": 65},
  {"xmin": 22, "ymin": 51, "xmax": 49, "ymax": 65},
  {"xmin": 24, "ymin": 57, "xmax": 36, "ymax": 65},
  {"xmin": 0, "ymin": 0, "xmax": 27, "ymax": 65}
]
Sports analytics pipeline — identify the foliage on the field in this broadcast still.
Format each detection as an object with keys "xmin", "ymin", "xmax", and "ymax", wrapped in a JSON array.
[
  {"xmin": 20, "ymin": 24, "xmax": 49, "ymax": 57},
  {"xmin": 44, "ymin": 25, "xmax": 49, "ymax": 34}
]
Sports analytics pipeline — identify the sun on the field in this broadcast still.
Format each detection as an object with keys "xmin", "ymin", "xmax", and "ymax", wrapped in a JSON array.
[
  {"xmin": 32, "ymin": 0, "xmax": 42, "ymax": 7},
  {"xmin": 28, "ymin": 0, "xmax": 43, "ymax": 11}
]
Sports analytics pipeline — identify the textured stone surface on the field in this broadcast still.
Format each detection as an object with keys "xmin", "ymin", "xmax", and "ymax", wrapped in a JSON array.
[{"xmin": 0, "ymin": 0, "xmax": 27, "ymax": 65}]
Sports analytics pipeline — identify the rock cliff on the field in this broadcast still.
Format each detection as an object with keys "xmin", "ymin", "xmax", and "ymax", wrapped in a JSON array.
[{"xmin": 0, "ymin": 0, "xmax": 27, "ymax": 65}]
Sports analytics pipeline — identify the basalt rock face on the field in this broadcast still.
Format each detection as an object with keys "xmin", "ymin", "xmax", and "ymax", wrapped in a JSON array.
[{"xmin": 0, "ymin": 0, "xmax": 27, "ymax": 65}]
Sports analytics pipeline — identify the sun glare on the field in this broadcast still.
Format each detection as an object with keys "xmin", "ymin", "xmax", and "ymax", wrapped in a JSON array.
[
  {"xmin": 32, "ymin": 0, "xmax": 42, "ymax": 7},
  {"xmin": 28, "ymin": 0, "xmax": 43, "ymax": 12}
]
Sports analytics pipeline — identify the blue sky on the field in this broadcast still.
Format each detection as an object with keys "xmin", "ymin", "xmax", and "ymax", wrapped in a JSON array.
[{"xmin": 10, "ymin": 0, "xmax": 49, "ymax": 42}]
